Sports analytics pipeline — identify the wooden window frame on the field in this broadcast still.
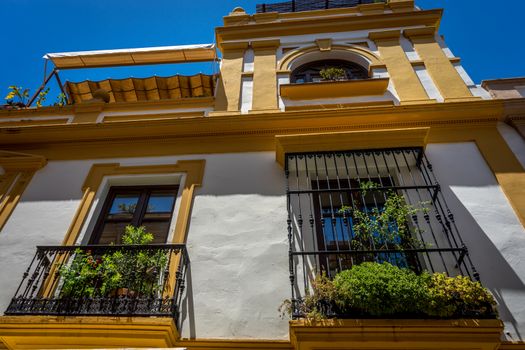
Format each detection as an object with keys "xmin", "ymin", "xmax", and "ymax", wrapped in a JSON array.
[{"xmin": 89, "ymin": 185, "xmax": 179, "ymax": 244}]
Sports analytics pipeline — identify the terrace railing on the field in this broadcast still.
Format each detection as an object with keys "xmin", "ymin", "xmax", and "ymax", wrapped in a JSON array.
[{"xmin": 256, "ymin": 0, "xmax": 383, "ymax": 13}]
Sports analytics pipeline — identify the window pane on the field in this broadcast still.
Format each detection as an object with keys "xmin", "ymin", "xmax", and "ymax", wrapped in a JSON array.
[
  {"xmin": 140, "ymin": 221, "xmax": 170, "ymax": 243},
  {"xmin": 146, "ymin": 192, "xmax": 176, "ymax": 213},
  {"xmin": 108, "ymin": 194, "xmax": 140, "ymax": 217},
  {"xmin": 98, "ymin": 222, "xmax": 130, "ymax": 244}
]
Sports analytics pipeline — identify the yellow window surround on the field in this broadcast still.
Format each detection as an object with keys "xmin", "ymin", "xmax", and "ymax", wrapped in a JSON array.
[
  {"xmin": 0, "ymin": 151, "xmax": 47, "ymax": 232},
  {"xmin": 62, "ymin": 159, "xmax": 205, "ymax": 246}
]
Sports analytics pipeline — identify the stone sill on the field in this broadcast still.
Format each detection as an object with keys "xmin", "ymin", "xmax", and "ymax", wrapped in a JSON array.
[
  {"xmin": 290, "ymin": 318, "xmax": 503, "ymax": 350},
  {"xmin": 280, "ymin": 78, "xmax": 389, "ymax": 100}
]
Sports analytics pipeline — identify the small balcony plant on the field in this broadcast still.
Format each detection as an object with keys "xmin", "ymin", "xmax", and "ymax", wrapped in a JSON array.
[{"xmin": 59, "ymin": 225, "xmax": 168, "ymax": 299}]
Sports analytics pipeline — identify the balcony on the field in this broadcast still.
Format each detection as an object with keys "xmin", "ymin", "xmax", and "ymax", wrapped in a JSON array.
[
  {"xmin": 5, "ymin": 244, "xmax": 188, "ymax": 321},
  {"xmin": 256, "ymin": 0, "xmax": 383, "ymax": 13}
]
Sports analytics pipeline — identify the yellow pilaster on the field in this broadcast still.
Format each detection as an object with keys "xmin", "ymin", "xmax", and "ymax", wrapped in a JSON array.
[
  {"xmin": 369, "ymin": 30, "xmax": 430, "ymax": 104},
  {"xmin": 404, "ymin": 27, "xmax": 476, "ymax": 102},
  {"xmin": 215, "ymin": 42, "xmax": 248, "ymax": 112},
  {"xmin": 251, "ymin": 39, "xmax": 280, "ymax": 112}
]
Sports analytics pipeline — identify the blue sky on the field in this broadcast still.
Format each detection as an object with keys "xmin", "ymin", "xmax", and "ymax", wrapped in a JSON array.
[{"xmin": 1, "ymin": 0, "xmax": 524, "ymax": 104}]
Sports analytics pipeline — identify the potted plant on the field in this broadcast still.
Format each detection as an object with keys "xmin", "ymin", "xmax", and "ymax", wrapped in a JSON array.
[
  {"xmin": 59, "ymin": 226, "xmax": 169, "ymax": 299},
  {"xmin": 3, "ymin": 85, "xmax": 29, "ymax": 109},
  {"xmin": 319, "ymin": 67, "xmax": 347, "ymax": 81}
]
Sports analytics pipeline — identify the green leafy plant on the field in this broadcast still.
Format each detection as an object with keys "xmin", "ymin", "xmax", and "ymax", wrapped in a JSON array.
[
  {"xmin": 423, "ymin": 273, "xmax": 497, "ymax": 318},
  {"xmin": 5, "ymin": 86, "xmax": 30, "ymax": 108},
  {"xmin": 59, "ymin": 249, "xmax": 101, "ymax": 298},
  {"xmin": 334, "ymin": 262, "xmax": 429, "ymax": 316},
  {"xmin": 339, "ymin": 181, "xmax": 429, "ymax": 252},
  {"xmin": 59, "ymin": 226, "xmax": 169, "ymax": 298},
  {"xmin": 319, "ymin": 67, "xmax": 346, "ymax": 81},
  {"xmin": 36, "ymin": 87, "xmax": 50, "ymax": 108},
  {"xmin": 280, "ymin": 273, "xmax": 337, "ymax": 320},
  {"xmin": 54, "ymin": 93, "xmax": 67, "ymax": 107},
  {"xmin": 281, "ymin": 262, "xmax": 497, "ymax": 320}
]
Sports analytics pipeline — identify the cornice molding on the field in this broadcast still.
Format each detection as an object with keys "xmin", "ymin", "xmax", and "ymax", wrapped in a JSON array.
[
  {"xmin": 0, "ymin": 100, "xmax": 506, "ymax": 148},
  {"xmin": 216, "ymin": 10, "xmax": 442, "ymax": 44}
]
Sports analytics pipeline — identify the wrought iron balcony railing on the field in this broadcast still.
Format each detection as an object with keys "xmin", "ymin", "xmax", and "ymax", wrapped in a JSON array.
[
  {"xmin": 256, "ymin": 0, "xmax": 383, "ymax": 13},
  {"xmin": 6, "ymin": 244, "xmax": 188, "ymax": 322},
  {"xmin": 285, "ymin": 147, "xmax": 480, "ymax": 318}
]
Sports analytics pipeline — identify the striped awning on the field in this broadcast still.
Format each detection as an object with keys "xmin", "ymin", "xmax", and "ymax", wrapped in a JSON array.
[
  {"xmin": 66, "ymin": 74, "xmax": 215, "ymax": 104},
  {"xmin": 45, "ymin": 44, "xmax": 216, "ymax": 69}
]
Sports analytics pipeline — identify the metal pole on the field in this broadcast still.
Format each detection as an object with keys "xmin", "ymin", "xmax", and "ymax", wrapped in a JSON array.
[{"xmin": 26, "ymin": 68, "xmax": 57, "ymax": 107}]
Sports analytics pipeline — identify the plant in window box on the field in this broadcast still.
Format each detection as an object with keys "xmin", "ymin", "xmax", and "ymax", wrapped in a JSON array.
[
  {"xmin": 319, "ymin": 67, "xmax": 347, "ymax": 81},
  {"xmin": 281, "ymin": 262, "xmax": 497, "ymax": 320},
  {"xmin": 59, "ymin": 225, "xmax": 169, "ymax": 299}
]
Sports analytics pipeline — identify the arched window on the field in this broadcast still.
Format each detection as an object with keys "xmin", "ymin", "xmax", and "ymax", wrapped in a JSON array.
[{"xmin": 290, "ymin": 59, "xmax": 369, "ymax": 83}]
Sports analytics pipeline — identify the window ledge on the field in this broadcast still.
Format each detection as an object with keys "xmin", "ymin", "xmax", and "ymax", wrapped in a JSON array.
[{"xmin": 280, "ymin": 78, "xmax": 389, "ymax": 100}]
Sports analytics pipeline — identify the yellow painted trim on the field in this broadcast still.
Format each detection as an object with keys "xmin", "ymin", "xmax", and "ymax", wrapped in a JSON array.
[
  {"xmin": 278, "ymin": 44, "xmax": 382, "ymax": 72},
  {"xmin": 0, "ymin": 118, "xmax": 70, "ymax": 127},
  {"xmin": 404, "ymin": 28, "xmax": 476, "ymax": 102},
  {"xmin": 369, "ymin": 30, "xmax": 430, "ymax": 102},
  {"xmin": 252, "ymin": 40, "xmax": 280, "ymax": 111},
  {"xmin": 500, "ymin": 342, "xmax": 525, "ymax": 349},
  {"xmin": 275, "ymin": 127, "xmax": 429, "ymax": 166},
  {"xmin": 0, "ymin": 151, "xmax": 47, "ymax": 232},
  {"xmin": 290, "ymin": 319, "xmax": 503, "ymax": 350},
  {"xmin": 0, "ymin": 315, "xmax": 177, "ymax": 349},
  {"xmin": 280, "ymin": 78, "xmax": 389, "ymax": 100},
  {"xmin": 103, "ymin": 111, "xmax": 205, "ymax": 123},
  {"xmin": 62, "ymin": 160, "xmax": 205, "ymax": 246},
  {"xmin": 284, "ymin": 100, "xmax": 394, "ymax": 111}
]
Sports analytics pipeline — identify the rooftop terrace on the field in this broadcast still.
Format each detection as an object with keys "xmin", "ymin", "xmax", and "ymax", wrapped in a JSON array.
[{"xmin": 256, "ymin": 0, "xmax": 382, "ymax": 13}]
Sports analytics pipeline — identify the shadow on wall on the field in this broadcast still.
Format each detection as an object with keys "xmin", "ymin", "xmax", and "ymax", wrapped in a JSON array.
[{"xmin": 441, "ymin": 183, "xmax": 525, "ymax": 340}]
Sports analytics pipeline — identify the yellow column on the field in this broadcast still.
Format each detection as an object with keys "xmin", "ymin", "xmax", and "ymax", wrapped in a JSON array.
[
  {"xmin": 251, "ymin": 39, "xmax": 280, "ymax": 112},
  {"xmin": 214, "ymin": 42, "xmax": 248, "ymax": 113},
  {"xmin": 369, "ymin": 30, "xmax": 430, "ymax": 104},
  {"xmin": 404, "ymin": 27, "xmax": 476, "ymax": 102}
]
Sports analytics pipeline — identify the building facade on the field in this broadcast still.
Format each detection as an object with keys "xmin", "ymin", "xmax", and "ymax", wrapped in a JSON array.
[{"xmin": 0, "ymin": 0, "xmax": 525, "ymax": 348}]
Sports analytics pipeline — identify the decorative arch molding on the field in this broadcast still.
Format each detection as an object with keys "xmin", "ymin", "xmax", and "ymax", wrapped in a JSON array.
[{"xmin": 278, "ymin": 44, "xmax": 383, "ymax": 74}]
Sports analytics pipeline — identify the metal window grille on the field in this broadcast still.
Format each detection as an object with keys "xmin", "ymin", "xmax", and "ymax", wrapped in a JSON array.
[{"xmin": 285, "ymin": 147, "xmax": 479, "ymax": 317}]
